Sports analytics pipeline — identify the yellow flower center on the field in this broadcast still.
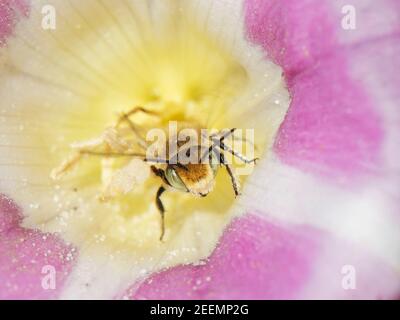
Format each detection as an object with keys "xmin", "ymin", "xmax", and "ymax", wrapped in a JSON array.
[{"xmin": 0, "ymin": 1, "xmax": 290, "ymax": 283}]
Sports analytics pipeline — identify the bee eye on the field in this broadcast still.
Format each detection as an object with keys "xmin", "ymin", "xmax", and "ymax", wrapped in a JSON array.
[{"xmin": 165, "ymin": 167, "xmax": 187, "ymax": 192}]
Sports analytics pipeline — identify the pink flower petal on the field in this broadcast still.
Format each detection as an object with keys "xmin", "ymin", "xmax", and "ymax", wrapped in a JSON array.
[
  {"xmin": 124, "ymin": 215, "xmax": 399, "ymax": 300},
  {"xmin": 0, "ymin": 0, "xmax": 28, "ymax": 46},
  {"xmin": 245, "ymin": 0, "xmax": 388, "ymax": 180},
  {"xmin": 124, "ymin": 215, "xmax": 320, "ymax": 299},
  {"xmin": 0, "ymin": 1, "xmax": 16, "ymax": 45},
  {"xmin": 0, "ymin": 195, "xmax": 77, "ymax": 299},
  {"xmin": 245, "ymin": 0, "xmax": 336, "ymax": 75},
  {"xmin": 274, "ymin": 55, "xmax": 383, "ymax": 180}
]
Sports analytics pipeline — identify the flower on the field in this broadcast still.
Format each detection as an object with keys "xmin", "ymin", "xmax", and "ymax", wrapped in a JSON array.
[{"xmin": 1, "ymin": 0, "xmax": 399, "ymax": 299}]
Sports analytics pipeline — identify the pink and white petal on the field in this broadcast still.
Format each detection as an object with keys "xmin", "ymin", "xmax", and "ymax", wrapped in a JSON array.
[
  {"xmin": 245, "ymin": 0, "xmax": 400, "ymax": 181},
  {"xmin": 273, "ymin": 53, "xmax": 383, "ymax": 180},
  {"xmin": 1, "ymin": 0, "xmax": 399, "ymax": 300},
  {"xmin": 121, "ymin": 0, "xmax": 400, "ymax": 299},
  {"xmin": 0, "ymin": 195, "xmax": 77, "ymax": 299},
  {"xmin": 122, "ymin": 215, "xmax": 321, "ymax": 300},
  {"xmin": 242, "ymin": 0, "xmax": 400, "ymax": 269},
  {"xmin": 122, "ymin": 215, "xmax": 399, "ymax": 299},
  {"xmin": 333, "ymin": 0, "xmax": 400, "ymax": 46},
  {"xmin": 242, "ymin": 0, "xmax": 400, "ymax": 265},
  {"xmin": 245, "ymin": 0, "xmax": 337, "ymax": 75},
  {"xmin": 342, "ymin": 20, "xmax": 400, "ymax": 194},
  {"xmin": 1, "ymin": 3, "xmax": 76, "ymax": 299},
  {"xmin": 242, "ymin": 159, "xmax": 400, "ymax": 270}
]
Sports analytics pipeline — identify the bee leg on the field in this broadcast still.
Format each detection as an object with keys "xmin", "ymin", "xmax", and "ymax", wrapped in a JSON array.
[
  {"xmin": 201, "ymin": 128, "xmax": 237, "ymax": 163},
  {"xmin": 209, "ymin": 128, "xmax": 237, "ymax": 141},
  {"xmin": 209, "ymin": 129, "xmax": 258, "ymax": 164},
  {"xmin": 212, "ymin": 129, "xmax": 258, "ymax": 151},
  {"xmin": 116, "ymin": 106, "xmax": 159, "ymax": 149},
  {"xmin": 218, "ymin": 152, "xmax": 241, "ymax": 197},
  {"xmin": 118, "ymin": 114, "xmax": 145, "ymax": 140},
  {"xmin": 116, "ymin": 106, "xmax": 159, "ymax": 128},
  {"xmin": 123, "ymin": 106, "xmax": 159, "ymax": 118},
  {"xmin": 216, "ymin": 140, "xmax": 259, "ymax": 164},
  {"xmin": 151, "ymin": 165, "xmax": 171, "ymax": 185},
  {"xmin": 225, "ymin": 164, "xmax": 241, "ymax": 197},
  {"xmin": 231, "ymin": 134, "xmax": 258, "ymax": 151},
  {"xmin": 156, "ymin": 185, "xmax": 167, "ymax": 241}
]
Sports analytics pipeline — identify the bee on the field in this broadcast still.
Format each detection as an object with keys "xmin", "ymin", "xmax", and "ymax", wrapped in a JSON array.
[{"xmin": 51, "ymin": 107, "xmax": 258, "ymax": 241}]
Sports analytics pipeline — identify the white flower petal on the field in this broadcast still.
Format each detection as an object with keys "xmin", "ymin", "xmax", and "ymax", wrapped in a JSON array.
[
  {"xmin": 0, "ymin": 0, "xmax": 290, "ymax": 298},
  {"xmin": 241, "ymin": 155, "xmax": 400, "ymax": 271}
]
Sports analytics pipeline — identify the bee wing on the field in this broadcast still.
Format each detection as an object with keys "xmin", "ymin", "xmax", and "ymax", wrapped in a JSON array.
[{"xmin": 100, "ymin": 158, "xmax": 150, "ymax": 201}]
